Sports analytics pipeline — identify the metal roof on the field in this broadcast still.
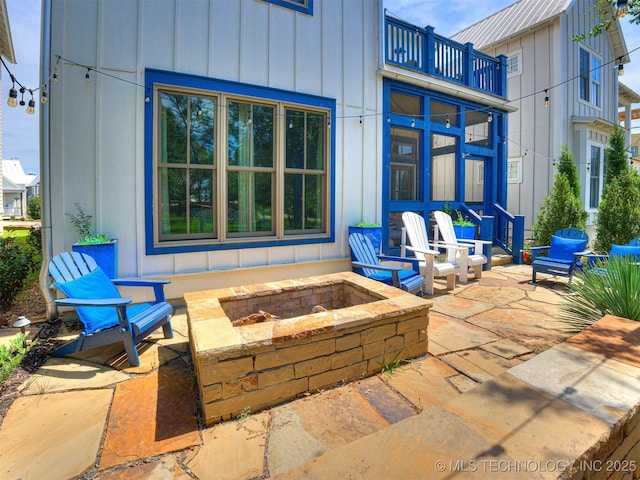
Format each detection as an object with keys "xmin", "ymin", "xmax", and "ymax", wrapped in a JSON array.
[
  {"xmin": 0, "ymin": 0, "xmax": 15, "ymax": 64},
  {"xmin": 451, "ymin": 0, "xmax": 627, "ymax": 63}
]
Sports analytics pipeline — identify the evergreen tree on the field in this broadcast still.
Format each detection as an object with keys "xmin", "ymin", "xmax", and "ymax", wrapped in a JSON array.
[
  {"xmin": 593, "ymin": 170, "xmax": 640, "ymax": 253},
  {"xmin": 605, "ymin": 125, "xmax": 629, "ymax": 185},
  {"xmin": 556, "ymin": 144, "xmax": 581, "ymax": 198},
  {"xmin": 531, "ymin": 174, "xmax": 588, "ymax": 247}
]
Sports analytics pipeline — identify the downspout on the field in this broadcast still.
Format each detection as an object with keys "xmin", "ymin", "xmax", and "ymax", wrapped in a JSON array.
[{"xmin": 39, "ymin": 0, "xmax": 57, "ymax": 321}]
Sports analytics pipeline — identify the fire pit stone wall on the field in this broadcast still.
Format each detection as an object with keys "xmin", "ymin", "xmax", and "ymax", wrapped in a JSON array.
[{"xmin": 186, "ymin": 271, "xmax": 431, "ymax": 426}]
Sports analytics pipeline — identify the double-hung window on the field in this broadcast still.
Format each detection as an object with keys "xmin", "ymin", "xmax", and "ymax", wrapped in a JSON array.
[
  {"xmin": 579, "ymin": 47, "xmax": 602, "ymax": 108},
  {"xmin": 146, "ymin": 69, "xmax": 335, "ymax": 254}
]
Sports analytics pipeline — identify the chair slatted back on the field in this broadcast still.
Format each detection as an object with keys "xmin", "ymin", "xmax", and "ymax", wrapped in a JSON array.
[
  {"xmin": 349, "ymin": 232, "xmax": 381, "ymax": 278},
  {"xmin": 555, "ymin": 228, "xmax": 588, "ymax": 241},
  {"xmin": 433, "ymin": 210, "xmax": 457, "ymax": 245},
  {"xmin": 49, "ymin": 252, "xmax": 99, "ymax": 284},
  {"xmin": 402, "ymin": 212, "xmax": 430, "ymax": 263}
]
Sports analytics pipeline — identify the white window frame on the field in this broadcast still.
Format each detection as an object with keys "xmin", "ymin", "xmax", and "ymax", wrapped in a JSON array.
[
  {"xmin": 507, "ymin": 157, "xmax": 522, "ymax": 183},
  {"xmin": 506, "ymin": 51, "xmax": 522, "ymax": 77},
  {"xmin": 579, "ymin": 46, "xmax": 602, "ymax": 108}
]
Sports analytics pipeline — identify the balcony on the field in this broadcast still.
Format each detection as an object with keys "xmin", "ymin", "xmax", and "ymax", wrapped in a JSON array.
[{"xmin": 384, "ymin": 15, "xmax": 507, "ymax": 99}]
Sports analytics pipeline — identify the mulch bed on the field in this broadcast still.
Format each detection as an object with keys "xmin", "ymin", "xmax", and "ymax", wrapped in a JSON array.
[{"xmin": 0, "ymin": 279, "xmax": 63, "ymax": 425}]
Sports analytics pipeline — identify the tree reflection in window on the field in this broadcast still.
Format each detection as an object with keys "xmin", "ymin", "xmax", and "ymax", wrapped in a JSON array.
[
  {"xmin": 159, "ymin": 92, "xmax": 215, "ymax": 238},
  {"xmin": 284, "ymin": 109, "xmax": 325, "ymax": 232}
]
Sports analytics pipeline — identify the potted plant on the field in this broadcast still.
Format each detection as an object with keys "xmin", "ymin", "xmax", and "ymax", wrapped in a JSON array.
[
  {"xmin": 348, "ymin": 221, "xmax": 383, "ymax": 255},
  {"xmin": 66, "ymin": 203, "xmax": 119, "ymax": 278},
  {"xmin": 452, "ymin": 211, "xmax": 476, "ymax": 240}
]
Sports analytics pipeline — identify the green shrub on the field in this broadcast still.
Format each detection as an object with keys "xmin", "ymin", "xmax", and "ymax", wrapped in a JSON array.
[
  {"xmin": 27, "ymin": 225, "xmax": 42, "ymax": 252},
  {"xmin": 563, "ymin": 255, "xmax": 640, "ymax": 330},
  {"xmin": 27, "ymin": 196, "xmax": 41, "ymax": 219},
  {"xmin": 531, "ymin": 174, "xmax": 587, "ymax": 246},
  {"xmin": 0, "ymin": 334, "xmax": 30, "ymax": 383},
  {"xmin": 0, "ymin": 237, "xmax": 37, "ymax": 310},
  {"xmin": 593, "ymin": 171, "xmax": 640, "ymax": 253},
  {"xmin": 556, "ymin": 144, "xmax": 581, "ymax": 198}
]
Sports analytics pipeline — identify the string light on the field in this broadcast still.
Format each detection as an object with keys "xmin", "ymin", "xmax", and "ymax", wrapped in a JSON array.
[
  {"xmin": 7, "ymin": 75, "xmax": 17, "ymax": 107},
  {"xmin": 41, "ymin": 87, "xmax": 48, "ymax": 104},
  {"xmin": 411, "ymin": 118, "xmax": 415, "ymax": 128},
  {"xmin": 544, "ymin": 89, "xmax": 549, "ymax": 107},
  {"xmin": 445, "ymin": 114, "xmax": 450, "ymax": 128},
  {"xmin": 618, "ymin": 64, "xmax": 624, "ymax": 76},
  {"xmin": 26, "ymin": 90, "xmax": 35, "ymax": 114},
  {"xmin": 487, "ymin": 111, "xmax": 493, "ymax": 123},
  {"xmin": 85, "ymin": 68, "xmax": 91, "ymax": 83},
  {"xmin": 617, "ymin": 0, "xmax": 628, "ymax": 18}
]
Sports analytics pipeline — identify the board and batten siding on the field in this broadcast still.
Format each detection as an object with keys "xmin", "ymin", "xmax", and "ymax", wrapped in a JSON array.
[{"xmin": 47, "ymin": 0, "xmax": 382, "ymax": 296}]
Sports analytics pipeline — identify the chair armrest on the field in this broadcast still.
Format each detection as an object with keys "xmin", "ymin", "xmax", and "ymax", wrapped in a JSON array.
[
  {"xmin": 352, "ymin": 261, "xmax": 403, "ymax": 272},
  {"xmin": 55, "ymin": 297, "xmax": 133, "ymax": 307},
  {"xmin": 112, "ymin": 279, "xmax": 171, "ymax": 286},
  {"xmin": 530, "ymin": 245, "xmax": 550, "ymax": 260},
  {"xmin": 378, "ymin": 254, "xmax": 420, "ymax": 272},
  {"xmin": 432, "ymin": 241, "xmax": 469, "ymax": 251},
  {"xmin": 404, "ymin": 245, "xmax": 440, "ymax": 256},
  {"xmin": 112, "ymin": 279, "xmax": 170, "ymax": 302}
]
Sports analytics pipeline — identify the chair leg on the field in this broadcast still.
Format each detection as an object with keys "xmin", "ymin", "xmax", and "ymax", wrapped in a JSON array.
[
  {"xmin": 446, "ymin": 274, "xmax": 455, "ymax": 290},
  {"xmin": 474, "ymin": 265, "xmax": 482, "ymax": 279},
  {"xmin": 122, "ymin": 335, "xmax": 141, "ymax": 367},
  {"xmin": 162, "ymin": 317, "xmax": 174, "ymax": 338}
]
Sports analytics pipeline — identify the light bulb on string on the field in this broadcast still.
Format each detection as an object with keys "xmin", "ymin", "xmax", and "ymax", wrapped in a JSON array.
[
  {"xmin": 410, "ymin": 118, "xmax": 415, "ymax": 128},
  {"xmin": 41, "ymin": 88, "xmax": 48, "ymax": 104},
  {"xmin": 26, "ymin": 90, "xmax": 35, "ymax": 114},
  {"xmin": 544, "ymin": 89, "xmax": 549, "ymax": 107},
  {"xmin": 85, "ymin": 68, "xmax": 91, "ymax": 83},
  {"xmin": 487, "ymin": 112, "xmax": 493, "ymax": 123},
  {"xmin": 445, "ymin": 114, "xmax": 451, "ymax": 128},
  {"xmin": 618, "ymin": 64, "xmax": 624, "ymax": 76},
  {"xmin": 7, "ymin": 77, "xmax": 17, "ymax": 107},
  {"xmin": 52, "ymin": 68, "xmax": 58, "ymax": 84},
  {"xmin": 617, "ymin": 0, "xmax": 628, "ymax": 18}
]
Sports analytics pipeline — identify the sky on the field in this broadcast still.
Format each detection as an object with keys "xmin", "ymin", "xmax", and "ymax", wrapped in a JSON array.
[{"xmin": 3, "ymin": 0, "xmax": 640, "ymax": 174}]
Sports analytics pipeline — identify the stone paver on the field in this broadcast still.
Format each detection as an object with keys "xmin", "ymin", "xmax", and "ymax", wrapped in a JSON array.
[
  {"xmin": 99, "ymin": 358, "xmax": 200, "ymax": 469},
  {"xmin": 429, "ymin": 294, "xmax": 494, "ymax": 320},
  {"xmin": 443, "ymin": 373, "xmax": 612, "ymax": 472},
  {"xmin": 94, "ymin": 456, "xmax": 192, "ymax": 480},
  {"xmin": 466, "ymin": 307, "xmax": 571, "ymax": 350},
  {"xmin": 480, "ymin": 339, "xmax": 532, "ymax": 359},
  {"xmin": 384, "ymin": 356, "xmax": 463, "ymax": 410},
  {"xmin": 459, "ymin": 284, "xmax": 527, "ymax": 305},
  {"xmin": 509, "ymin": 342, "xmax": 640, "ymax": 425},
  {"xmin": 566, "ymin": 314, "xmax": 640, "ymax": 368},
  {"xmin": 18, "ymin": 358, "xmax": 130, "ymax": 395},
  {"xmin": 0, "ymin": 389, "xmax": 113, "ymax": 480},
  {"xmin": 427, "ymin": 311, "xmax": 499, "ymax": 355},
  {"xmin": 276, "ymin": 405, "xmax": 526, "ymax": 480},
  {"xmin": 185, "ymin": 411, "xmax": 270, "ymax": 480},
  {"xmin": 439, "ymin": 348, "xmax": 523, "ymax": 383}
]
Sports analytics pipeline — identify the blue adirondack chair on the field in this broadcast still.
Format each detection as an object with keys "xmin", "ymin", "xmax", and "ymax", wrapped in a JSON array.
[
  {"xmin": 349, "ymin": 232, "xmax": 425, "ymax": 296},
  {"xmin": 584, "ymin": 238, "xmax": 640, "ymax": 272},
  {"xmin": 49, "ymin": 251, "xmax": 174, "ymax": 367},
  {"xmin": 530, "ymin": 228, "xmax": 589, "ymax": 283}
]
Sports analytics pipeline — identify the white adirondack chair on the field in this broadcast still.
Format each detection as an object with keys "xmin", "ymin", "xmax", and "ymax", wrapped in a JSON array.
[
  {"xmin": 433, "ymin": 210, "xmax": 491, "ymax": 283},
  {"xmin": 401, "ymin": 212, "xmax": 460, "ymax": 295}
]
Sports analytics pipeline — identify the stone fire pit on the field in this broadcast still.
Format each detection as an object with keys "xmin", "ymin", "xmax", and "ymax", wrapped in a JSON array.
[{"xmin": 185, "ymin": 271, "xmax": 431, "ymax": 426}]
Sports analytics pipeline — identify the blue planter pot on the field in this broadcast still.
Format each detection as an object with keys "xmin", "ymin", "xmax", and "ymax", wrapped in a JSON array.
[
  {"xmin": 72, "ymin": 239, "xmax": 119, "ymax": 278},
  {"xmin": 348, "ymin": 225, "xmax": 383, "ymax": 255},
  {"xmin": 453, "ymin": 225, "xmax": 475, "ymax": 240}
]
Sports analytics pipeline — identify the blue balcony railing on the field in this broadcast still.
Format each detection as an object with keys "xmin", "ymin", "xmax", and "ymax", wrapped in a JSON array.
[{"xmin": 385, "ymin": 15, "xmax": 507, "ymax": 98}]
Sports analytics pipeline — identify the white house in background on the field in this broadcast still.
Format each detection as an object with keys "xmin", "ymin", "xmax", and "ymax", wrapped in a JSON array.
[
  {"xmin": 0, "ymin": 0, "xmax": 16, "ymax": 232},
  {"xmin": 2, "ymin": 158, "xmax": 37, "ymax": 218},
  {"xmin": 452, "ymin": 0, "xmax": 636, "ymax": 233},
  {"xmin": 41, "ymin": 0, "xmax": 511, "ymax": 316}
]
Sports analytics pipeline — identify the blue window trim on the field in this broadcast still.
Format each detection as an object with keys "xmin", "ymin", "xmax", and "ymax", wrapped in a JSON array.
[
  {"xmin": 263, "ymin": 0, "xmax": 313, "ymax": 15},
  {"xmin": 144, "ymin": 68, "xmax": 335, "ymax": 255}
]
